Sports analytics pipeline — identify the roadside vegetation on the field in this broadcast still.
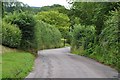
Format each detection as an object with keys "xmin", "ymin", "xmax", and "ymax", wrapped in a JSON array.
[
  {"xmin": 1, "ymin": 0, "xmax": 120, "ymax": 78},
  {"xmin": 1, "ymin": 45, "xmax": 35, "ymax": 79},
  {"xmin": 1, "ymin": 1, "xmax": 64, "ymax": 79},
  {"xmin": 34, "ymin": 21, "xmax": 62, "ymax": 50},
  {"xmin": 70, "ymin": 2, "xmax": 120, "ymax": 72}
]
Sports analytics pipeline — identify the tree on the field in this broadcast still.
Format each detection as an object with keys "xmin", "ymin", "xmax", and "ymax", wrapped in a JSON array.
[
  {"xmin": 39, "ymin": 4, "xmax": 69, "ymax": 15},
  {"xmin": 35, "ymin": 11, "xmax": 70, "ymax": 39},
  {"xmin": 2, "ymin": 21, "xmax": 22, "ymax": 48},
  {"xmin": 69, "ymin": 1, "xmax": 120, "ymax": 71},
  {"xmin": 99, "ymin": 10, "xmax": 120, "ymax": 71},
  {"xmin": 2, "ymin": 1, "xmax": 31, "ymax": 15},
  {"xmin": 34, "ymin": 21, "xmax": 62, "ymax": 50},
  {"xmin": 70, "ymin": 2, "xmax": 120, "ymax": 36},
  {"xmin": 3, "ymin": 11, "xmax": 36, "ymax": 49}
]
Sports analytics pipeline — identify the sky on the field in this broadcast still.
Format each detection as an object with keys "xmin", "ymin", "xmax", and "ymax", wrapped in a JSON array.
[{"xmin": 18, "ymin": 0, "xmax": 70, "ymax": 8}]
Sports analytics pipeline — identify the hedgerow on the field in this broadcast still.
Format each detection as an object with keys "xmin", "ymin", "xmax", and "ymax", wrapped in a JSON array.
[
  {"xmin": 71, "ymin": 10, "xmax": 120, "ymax": 72},
  {"xmin": 93, "ymin": 10, "xmax": 119, "ymax": 71},
  {"xmin": 3, "ymin": 12, "xmax": 36, "ymax": 49},
  {"xmin": 34, "ymin": 21, "xmax": 62, "ymax": 50},
  {"xmin": 2, "ymin": 21, "xmax": 21, "ymax": 48},
  {"xmin": 71, "ymin": 24, "xmax": 96, "ymax": 55}
]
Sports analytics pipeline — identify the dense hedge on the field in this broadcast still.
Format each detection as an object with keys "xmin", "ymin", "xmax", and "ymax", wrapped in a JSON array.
[
  {"xmin": 93, "ymin": 10, "xmax": 119, "ymax": 71},
  {"xmin": 3, "ymin": 12, "xmax": 36, "ymax": 49},
  {"xmin": 0, "ymin": 20, "xmax": 2, "ymax": 44},
  {"xmin": 35, "ymin": 11, "xmax": 70, "ymax": 38},
  {"xmin": 71, "ymin": 24, "xmax": 96, "ymax": 55},
  {"xmin": 2, "ymin": 21, "xmax": 21, "ymax": 48},
  {"xmin": 3, "ymin": 12, "xmax": 62, "ymax": 51},
  {"xmin": 34, "ymin": 21, "xmax": 62, "ymax": 50},
  {"xmin": 71, "ymin": 10, "xmax": 120, "ymax": 72}
]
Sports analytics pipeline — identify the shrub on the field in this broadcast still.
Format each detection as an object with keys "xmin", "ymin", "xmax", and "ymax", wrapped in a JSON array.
[
  {"xmin": 34, "ymin": 21, "xmax": 62, "ymax": 50},
  {"xmin": 35, "ymin": 11, "xmax": 70, "ymax": 39},
  {"xmin": 98, "ymin": 10, "xmax": 119, "ymax": 71},
  {"xmin": 2, "ymin": 21, "xmax": 21, "ymax": 48},
  {"xmin": 71, "ymin": 10, "xmax": 120, "ymax": 72},
  {"xmin": 3, "ymin": 12, "xmax": 36, "ymax": 49},
  {"xmin": 0, "ymin": 19, "xmax": 2, "ymax": 44},
  {"xmin": 65, "ymin": 32, "xmax": 72, "ymax": 44},
  {"xmin": 71, "ymin": 24, "xmax": 96, "ymax": 55}
]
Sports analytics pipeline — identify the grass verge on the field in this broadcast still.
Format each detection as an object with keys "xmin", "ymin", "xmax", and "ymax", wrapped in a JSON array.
[{"xmin": 1, "ymin": 46, "xmax": 35, "ymax": 79}]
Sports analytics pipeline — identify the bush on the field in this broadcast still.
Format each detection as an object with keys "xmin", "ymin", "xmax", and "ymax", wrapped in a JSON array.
[
  {"xmin": 2, "ymin": 21, "xmax": 21, "ymax": 48},
  {"xmin": 71, "ymin": 24, "xmax": 96, "ymax": 55},
  {"xmin": 97, "ymin": 10, "xmax": 119, "ymax": 71},
  {"xmin": 65, "ymin": 32, "xmax": 72, "ymax": 44},
  {"xmin": 34, "ymin": 21, "xmax": 62, "ymax": 50},
  {"xmin": 3, "ymin": 12, "xmax": 36, "ymax": 49},
  {"xmin": 0, "ymin": 20, "xmax": 2, "ymax": 44},
  {"xmin": 35, "ymin": 11, "xmax": 70, "ymax": 39},
  {"xmin": 71, "ymin": 10, "xmax": 120, "ymax": 72}
]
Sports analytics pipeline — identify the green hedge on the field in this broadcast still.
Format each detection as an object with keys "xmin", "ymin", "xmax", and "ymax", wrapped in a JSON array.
[
  {"xmin": 3, "ymin": 12, "xmax": 36, "ymax": 49},
  {"xmin": 2, "ymin": 21, "xmax": 21, "ymax": 48},
  {"xmin": 34, "ymin": 21, "xmax": 62, "ymax": 50},
  {"xmin": 71, "ymin": 10, "xmax": 120, "ymax": 72},
  {"xmin": 71, "ymin": 24, "xmax": 96, "ymax": 55},
  {"xmin": 95, "ymin": 10, "xmax": 119, "ymax": 71}
]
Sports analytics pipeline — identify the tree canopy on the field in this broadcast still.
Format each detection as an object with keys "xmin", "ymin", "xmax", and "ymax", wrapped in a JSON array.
[{"xmin": 35, "ymin": 10, "xmax": 70, "ymax": 38}]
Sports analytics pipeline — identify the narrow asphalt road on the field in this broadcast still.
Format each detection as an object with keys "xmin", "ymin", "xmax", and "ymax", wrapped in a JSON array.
[{"xmin": 26, "ymin": 47, "xmax": 118, "ymax": 78}]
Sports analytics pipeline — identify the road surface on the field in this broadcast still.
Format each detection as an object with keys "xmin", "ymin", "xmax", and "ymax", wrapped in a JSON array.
[{"xmin": 26, "ymin": 47, "xmax": 118, "ymax": 78}]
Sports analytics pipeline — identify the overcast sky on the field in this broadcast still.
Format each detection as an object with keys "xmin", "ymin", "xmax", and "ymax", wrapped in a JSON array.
[{"xmin": 18, "ymin": 0, "xmax": 70, "ymax": 8}]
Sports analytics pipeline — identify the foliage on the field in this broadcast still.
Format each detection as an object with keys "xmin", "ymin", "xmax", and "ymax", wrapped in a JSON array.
[
  {"xmin": 39, "ymin": 4, "xmax": 69, "ymax": 14},
  {"xmin": 70, "ymin": 2, "xmax": 120, "ymax": 72},
  {"xmin": 34, "ymin": 21, "xmax": 62, "ymax": 50},
  {"xmin": 70, "ymin": 2, "xmax": 120, "ymax": 35},
  {"xmin": 30, "ymin": 7, "xmax": 41, "ymax": 14},
  {"xmin": 2, "ymin": 1, "xmax": 31, "ymax": 15},
  {"xmin": 2, "ymin": 21, "xmax": 21, "ymax": 48},
  {"xmin": 2, "ymin": 51, "xmax": 35, "ymax": 78},
  {"xmin": 71, "ymin": 10, "xmax": 120, "ymax": 72},
  {"xmin": 3, "ymin": 12, "xmax": 36, "ymax": 49},
  {"xmin": 35, "ymin": 11, "xmax": 70, "ymax": 38},
  {"xmin": 95, "ymin": 10, "xmax": 119, "ymax": 71},
  {"xmin": 65, "ymin": 32, "xmax": 72, "ymax": 44},
  {"xmin": 71, "ymin": 24, "xmax": 96, "ymax": 55},
  {"xmin": 0, "ymin": 17, "xmax": 2, "ymax": 45},
  {"xmin": 1, "ymin": 1, "xmax": 120, "ymax": 74}
]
